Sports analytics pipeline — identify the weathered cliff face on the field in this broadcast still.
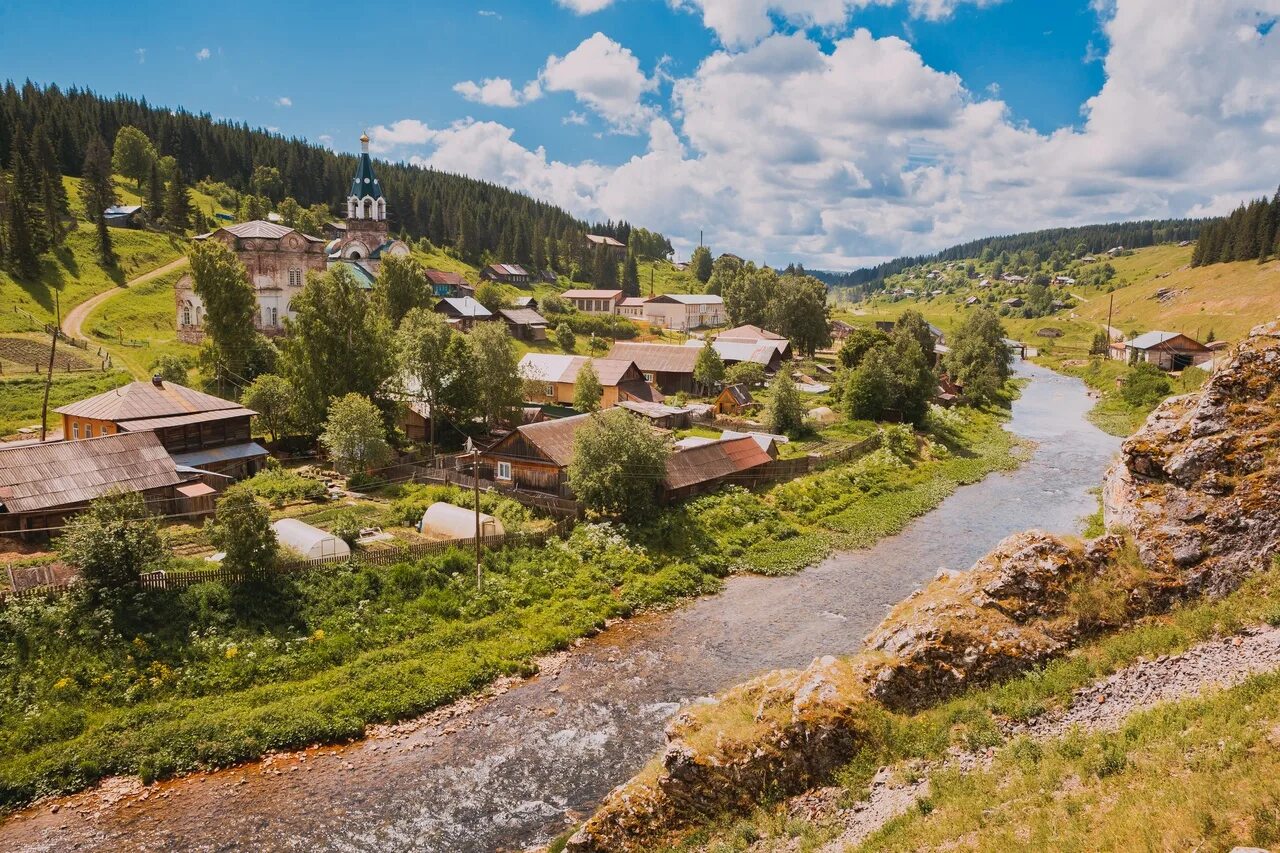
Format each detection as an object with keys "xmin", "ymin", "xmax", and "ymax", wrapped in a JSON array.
[
  {"xmin": 566, "ymin": 323, "xmax": 1280, "ymax": 853},
  {"xmin": 1104, "ymin": 320, "xmax": 1280, "ymax": 598}
]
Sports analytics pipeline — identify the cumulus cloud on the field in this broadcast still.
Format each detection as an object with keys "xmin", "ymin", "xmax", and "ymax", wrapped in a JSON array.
[
  {"xmin": 557, "ymin": 0, "xmax": 616, "ymax": 12},
  {"xmin": 563, "ymin": 111, "xmax": 589, "ymax": 125},
  {"xmin": 196, "ymin": 47, "xmax": 211, "ymax": 61},
  {"xmin": 540, "ymin": 32, "xmax": 657, "ymax": 132},
  {"xmin": 453, "ymin": 77, "xmax": 543, "ymax": 107},
  {"xmin": 369, "ymin": 0, "xmax": 1280, "ymax": 268},
  {"xmin": 135, "ymin": 48, "xmax": 146, "ymax": 64},
  {"xmin": 275, "ymin": 96, "xmax": 292, "ymax": 107}
]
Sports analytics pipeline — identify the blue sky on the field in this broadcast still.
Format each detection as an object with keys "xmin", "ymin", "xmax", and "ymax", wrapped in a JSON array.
[{"xmin": 2, "ymin": 1, "xmax": 1276, "ymax": 267}]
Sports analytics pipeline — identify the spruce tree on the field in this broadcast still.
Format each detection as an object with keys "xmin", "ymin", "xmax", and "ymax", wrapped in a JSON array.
[
  {"xmin": 81, "ymin": 135, "xmax": 116, "ymax": 265},
  {"xmin": 9, "ymin": 125, "xmax": 48, "ymax": 256},
  {"xmin": 5, "ymin": 128, "xmax": 41, "ymax": 278},
  {"xmin": 621, "ymin": 251, "xmax": 640, "ymax": 297},
  {"xmin": 31, "ymin": 124, "xmax": 69, "ymax": 247},
  {"xmin": 147, "ymin": 160, "xmax": 165, "ymax": 219},
  {"xmin": 164, "ymin": 162, "xmax": 192, "ymax": 232}
]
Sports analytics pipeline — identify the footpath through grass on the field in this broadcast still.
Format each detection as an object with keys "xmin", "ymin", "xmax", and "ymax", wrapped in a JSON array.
[
  {"xmin": 0, "ymin": 405, "xmax": 1020, "ymax": 807},
  {"xmin": 667, "ymin": 563, "xmax": 1280, "ymax": 853}
]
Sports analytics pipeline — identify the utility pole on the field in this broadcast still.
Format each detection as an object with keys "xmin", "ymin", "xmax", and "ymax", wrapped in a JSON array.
[
  {"xmin": 1106, "ymin": 292, "xmax": 1114, "ymax": 343},
  {"xmin": 470, "ymin": 441, "xmax": 482, "ymax": 591},
  {"xmin": 39, "ymin": 291, "xmax": 60, "ymax": 443}
]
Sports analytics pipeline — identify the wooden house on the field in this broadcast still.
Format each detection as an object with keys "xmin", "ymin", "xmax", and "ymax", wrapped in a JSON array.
[
  {"xmin": 103, "ymin": 204, "xmax": 147, "ymax": 229},
  {"xmin": 55, "ymin": 377, "xmax": 266, "ymax": 479},
  {"xmin": 1123, "ymin": 331, "xmax": 1212, "ymax": 370},
  {"xmin": 616, "ymin": 400, "xmax": 694, "ymax": 430},
  {"xmin": 715, "ymin": 324, "xmax": 793, "ymax": 360},
  {"xmin": 498, "ymin": 307, "xmax": 550, "ymax": 341},
  {"xmin": 482, "ymin": 412, "xmax": 593, "ymax": 496},
  {"xmin": 585, "ymin": 234, "xmax": 627, "ymax": 260},
  {"xmin": 713, "ymin": 383, "xmax": 755, "ymax": 415},
  {"xmin": 434, "ymin": 296, "xmax": 494, "ymax": 330},
  {"xmin": 425, "ymin": 269, "xmax": 470, "ymax": 297},
  {"xmin": 480, "ymin": 263, "xmax": 531, "ymax": 285},
  {"xmin": 641, "ymin": 294, "xmax": 725, "ymax": 330},
  {"xmin": 0, "ymin": 432, "xmax": 184, "ymax": 535},
  {"xmin": 518, "ymin": 354, "xmax": 662, "ymax": 408},
  {"xmin": 606, "ymin": 343, "xmax": 701, "ymax": 395}
]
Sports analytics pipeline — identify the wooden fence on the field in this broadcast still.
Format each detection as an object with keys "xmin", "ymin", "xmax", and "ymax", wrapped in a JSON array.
[{"xmin": 0, "ymin": 528, "xmax": 566, "ymax": 607}]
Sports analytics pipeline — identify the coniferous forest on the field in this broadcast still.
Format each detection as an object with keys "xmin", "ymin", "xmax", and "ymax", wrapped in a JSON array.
[
  {"xmin": 0, "ymin": 80, "xmax": 665, "ymax": 267},
  {"xmin": 1190, "ymin": 190, "xmax": 1280, "ymax": 266}
]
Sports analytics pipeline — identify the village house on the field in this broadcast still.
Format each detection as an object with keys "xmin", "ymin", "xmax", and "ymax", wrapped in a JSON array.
[
  {"xmin": 1003, "ymin": 297, "xmax": 1025, "ymax": 309},
  {"xmin": 55, "ymin": 376, "xmax": 267, "ymax": 479},
  {"xmin": 688, "ymin": 337, "xmax": 784, "ymax": 372},
  {"xmin": 498, "ymin": 307, "xmax": 550, "ymax": 341},
  {"xmin": 481, "ymin": 412, "xmax": 591, "ymax": 496},
  {"xmin": 717, "ymin": 324, "xmax": 793, "ymax": 358},
  {"xmin": 616, "ymin": 296, "xmax": 647, "ymax": 319},
  {"xmin": 616, "ymin": 400, "xmax": 695, "ymax": 430},
  {"xmin": 713, "ymin": 383, "xmax": 755, "ymax": 416},
  {"xmin": 103, "ymin": 204, "xmax": 147, "ymax": 228},
  {"xmin": 480, "ymin": 263, "xmax": 532, "ymax": 285},
  {"xmin": 561, "ymin": 289, "xmax": 624, "ymax": 315},
  {"xmin": 660, "ymin": 436, "xmax": 773, "ymax": 503},
  {"xmin": 434, "ymin": 296, "xmax": 493, "ymax": 330},
  {"xmin": 518, "ymin": 353, "xmax": 662, "ymax": 408},
  {"xmin": 829, "ymin": 319, "xmax": 855, "ymax": 341},
  {"xmin": 1121, "ymin": 331, "xmax": 1213, "ymax": 370},
  {"xmin": 425, "ymin": 269, "xmax": 470, "ymax": 298},
  {"xmin": 511, "ymin": 295, "xmax": 537, "ymax": 310},
  {"xmin": 606, "ymin": 342, "xmax": 701, "ymax": 395},
  {"xmin": 641, "ymin": 294, "xmax": 725, "ymax": 330},
  {"xmin": 0, "ymin": 431, "xmax": 190, "ymax": 536},
  {"xmin": 585, "ymin": 234, "xmax": 627, "ymax": 259}
]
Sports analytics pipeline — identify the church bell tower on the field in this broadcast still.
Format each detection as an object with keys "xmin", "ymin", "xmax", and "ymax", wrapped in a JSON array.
[{"xmin": 341, "ymin": 132, "xmax": 388, "ymax": 259}]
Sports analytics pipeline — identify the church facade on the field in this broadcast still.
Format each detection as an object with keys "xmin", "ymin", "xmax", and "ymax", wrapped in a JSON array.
[{"xmin": 176, "ymin": 133, "xmax": 410, "ymax": 341}]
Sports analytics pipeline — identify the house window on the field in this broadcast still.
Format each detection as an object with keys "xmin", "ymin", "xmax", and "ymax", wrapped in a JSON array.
[
  {"xmin": 544, "ymin": 384, "xmax": 555, "ymax": 398},
  {"xmin": 270, "ymin": 307, "xmax": 278, "ymax": 327},
  {"xmin": 644, "ymin": 372, "xmax": 656, "ymax": 384},
  {"xmin": 497, "ymin": 461, "xmax": 513, "ymax": 481},
  {"xmin": 182, "ymin": 306, "xmax": 191, "ymax": 326},
  {"xmin": 288, "ymin": 268, "xmax": 303, "ymax": 287},
  {"xmin": 101, "ymin": 425, "xmax": 110, "ymax": 436},
  {"xmin": 72, "ymin": 422, "xmax": 80, "ymax": 439}
]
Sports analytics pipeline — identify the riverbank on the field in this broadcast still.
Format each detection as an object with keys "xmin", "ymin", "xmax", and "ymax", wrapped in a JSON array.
[
  {"xmin": 0, "ymin": 400, "xmax": 1022, "ymax": 813},
  {"xmin": 0, "ymin": 361, "xmax": 1119, "ymax": 853}
]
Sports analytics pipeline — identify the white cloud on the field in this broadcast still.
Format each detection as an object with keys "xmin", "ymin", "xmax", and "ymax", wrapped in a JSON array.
[
  {"xmin": 135, "ymin": 48, "xmax": 146, "ymax": 64},
  {"xmin": 369, "ymin": 1, "xmax": 1280, "ymax": 268},
  {"xmin": 671, "ymin": 0, "xmax": 1005, "ymax": 48},
  {"xmin": 557, "ymin": 0, "xmax": 617, "ymax": 12},
  {"xmin": 540, "ymin": 32, "xmax": 657, "ymax": 132},
  {"xmin": 453, "ymin": 77, "xmax": 543, "ymax": 107},
  {"xmin": 563, "ymin": 111, "xmax": 589, "ymax": 125},
  {"xmin": 478, "ymin": 9, "xmax": 501, "ymax": 17},
  {"xmin": 318, "ymin": 134, "xmax": 334, "ymax": 146},
  {"xmin": 276, "ymin": 96, "xmax": 292, "ymax": 107},
  {"xmin": 196, "ymin": 47, "xmax": 211, "ymax": 61}
]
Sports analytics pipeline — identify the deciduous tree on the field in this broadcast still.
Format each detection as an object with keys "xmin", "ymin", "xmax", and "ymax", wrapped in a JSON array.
[
  {"xmin": 396, "ymin": 308, "xmax": 459, "ymax": 454},
  {"xmin": 204, "ymin": 483, "xmax": 277, "ymax": 573},
  {"xmin": 568, "ymin": 408, "xmax": 668, "ymax": 520},
  {"xmin": 111, "ymin": 125, "xmax": 156, "ymax": 190},
  {"xmin": 242, "ymin": 373, "xmax": 295, "ymax": 442},
  {"xmin": 59, "ymin": 491, "xmax": 167, "ymax": 597},
  {"xmin": 321, "ymin": 393, "xmax": 392, "ymax": 473},
  {"xmin": 373, "ymin": 254, "xmax": 428, "ymax": 328},
  {"xmin": 573, "ymin": 361, "xmax": 603, "ymax": 412},
  {"xmin": 555, "ymin": 322, "xmax": 576, "ymax": 352},
  {"xmin": 468, "ymin": 320, "xmax": 523, "ymax": 428},
  {"xmin": 944, "ymin": 308, "xmax": 1010, "ymax": 406},
  {"xmin": 691, "ymin": 245, "xmax": 713, "ymax": 284},
  {"xmin": 188, "ymin": 239, "xmax": 257, "ymax": 392},
  {"xmin": 766, "ymin": 371, "xmax": 804, "ymax": 437}
]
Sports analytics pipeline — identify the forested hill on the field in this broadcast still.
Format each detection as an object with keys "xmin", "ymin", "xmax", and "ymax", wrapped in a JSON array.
[
  {"xmin": 813, "ymin": 217, "xmax": 1209, "ymax": 290},
  {"xmin": 0, "ymin": 81, "xmax": 661, "ymax": 264}
]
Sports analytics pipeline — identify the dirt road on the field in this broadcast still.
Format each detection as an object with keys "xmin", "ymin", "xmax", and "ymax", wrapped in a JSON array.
[{"xmin": 59, "ymin": 257, "xmax": 188, "ymax": 371}]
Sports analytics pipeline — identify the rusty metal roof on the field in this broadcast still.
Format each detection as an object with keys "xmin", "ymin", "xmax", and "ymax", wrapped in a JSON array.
[
  {"xmin": 116, "ymin": 408, "xmax": 256, "ymax": 432},
  {"xmin": 0, "ymin": 431, "xmax": 180, "ymax": 514},
  {"xmin": 425, "ymin": 269, "xmax": 469, "ymax": 285},
  {"xmin": 490, "ymin": 412, "xmax": 596, "ymax": 468},
  {"xmin": 55, "ymin": 380, "xmax": 248, "ymax": 423},
  {"xmin": 662, "ymin": 436, "xmax": 772, "ymax": 491},
  {"xmin": 195, "ymin": 220, "xmax": 327, "ymax": 243},
  {"xmin": 607, "ymin": 343, "xmax": 699, "ymax": 374}
]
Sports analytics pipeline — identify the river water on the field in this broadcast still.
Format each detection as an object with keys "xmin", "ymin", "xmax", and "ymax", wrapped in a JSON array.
[{"xmin": 0, "ymin": 362, "xmax": 1120, "ymax": 853}]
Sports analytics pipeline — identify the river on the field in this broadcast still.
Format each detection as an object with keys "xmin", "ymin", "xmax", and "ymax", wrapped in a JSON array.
[{"xmin": 0, "ymin": 361, "xmax": 1120, "ymax": 853}]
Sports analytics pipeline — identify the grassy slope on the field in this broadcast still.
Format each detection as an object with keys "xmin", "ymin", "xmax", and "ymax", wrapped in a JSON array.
[
  {"xmin": 0, "ymin": 372, "xmax": 131, "ymax": 437},
  {"xmin": 79, "ymin": 268, "xmax": 198, "ymax": 380},
  {"xmin": 670, "ymin": 563, "xmax": 1280, "ymax": 853}
]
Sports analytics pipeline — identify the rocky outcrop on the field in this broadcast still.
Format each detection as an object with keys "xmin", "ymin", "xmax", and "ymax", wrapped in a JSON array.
[
  {"xmin": 567, "ymin": 323, "xmax": 1280, "ymax": 853},
  {"xmin": 1105, "ymin": 320, "xmax": 1280, "ymax": 597}
]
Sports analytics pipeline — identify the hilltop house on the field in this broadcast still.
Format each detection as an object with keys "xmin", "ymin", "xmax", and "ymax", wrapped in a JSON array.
[
  {"xmin": 585, "ymin": 234, "xmax": 627, "ymax": 259},
  {"xmin": 55, "ymin": 376, "xmax": 267, "ymax": 479},
  {"xmin": 641, "ymin": 294, "xmax": 725, "ymax": 330},
  {"xmin": 561, "ymin": 289, "xmax": 623, "ymax": 315},
  {"xmin": 425, "ymin": 269, "xmax": 470, "ymax": 297},
  {"xmin": 518, "ymin": 354, "xmax": 661, "ymax": 408},
  {"xmin": 481, "ymin": 264, "xmax": 532, "ymax": 285},
  {"xmin": 606, "ymin": 342, "xmax": 701, "ymax": 395},
  {"xmin": 434, "ymin": 296, "xmax": 493, "ymax": 330},
  {"xmin": 103, "ymin": 204, "xmax": 147, "ymax": 228},
  {"xmin": 1122, "ymin": 331, "xmax": 1212, "ymax": 370}
]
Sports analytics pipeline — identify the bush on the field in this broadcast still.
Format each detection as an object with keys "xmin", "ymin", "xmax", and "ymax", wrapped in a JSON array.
[
  {"xmin": 328, "ymin": 509, "xmax": 364, "ymax": 547},
  {"xmin": 1120, "ymin": 362, "xmax": 1172, "ymax": 408},
  {"xmin": 243, "ymin": 466, "xmax": 326, "ymax": 506}
]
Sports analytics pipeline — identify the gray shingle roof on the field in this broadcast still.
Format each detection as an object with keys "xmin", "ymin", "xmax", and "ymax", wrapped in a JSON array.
[{"xmin": 0, "ymin": 432, "xmax": 180, "ymax": 514}]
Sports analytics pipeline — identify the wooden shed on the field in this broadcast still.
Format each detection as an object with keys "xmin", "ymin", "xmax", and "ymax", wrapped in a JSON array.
[
  {"xmin": 713, "ymin": 383, "xmax": 755, "ymax": 415},
  {"xmin": 481, "ymin": 412, "xmax": 594, "ymax": 496},
  {"xmin": 661, "ymin": 436, "xmax": 773, "ymax": 503}
]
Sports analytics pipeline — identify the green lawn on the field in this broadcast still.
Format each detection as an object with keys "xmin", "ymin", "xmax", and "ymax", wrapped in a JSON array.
[
  {"xmin": 81, "ymin": 268, "xmax": 199, "ymax": 380},
  {"xmin": 0, "ymin": 371, "xmax": 131, "ymax": 437}
]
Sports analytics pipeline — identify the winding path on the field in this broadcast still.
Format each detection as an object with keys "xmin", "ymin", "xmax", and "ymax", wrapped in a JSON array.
[
  {"xmin": 0, "ymin": 362, "xmax": 1120, "ymax": 853},
  {"xmin": 60, "ymin": 256, "xmax": 188, "ymax": 375}
]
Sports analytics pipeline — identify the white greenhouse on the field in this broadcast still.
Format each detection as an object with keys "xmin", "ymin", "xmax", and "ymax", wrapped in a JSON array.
[
  {"xmin": 271, "ymin": 518, "xmax": 351, "ymax": 560},
  {"xmin": 419, "ymin": 502, "xmax": 504, "ymax": 540}
]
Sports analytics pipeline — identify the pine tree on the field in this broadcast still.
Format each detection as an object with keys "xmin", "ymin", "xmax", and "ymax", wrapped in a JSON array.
[
  {"xmin": 5, "ymin": 128, "xmax": 41, "ymax": 278},
  {"xmin": 31, "ymin": 124, "xmax": 69, "ymax": 247},
  {"xmin": 9, "ymin": 125, "xmax": 48, "ymax": 256},
  {"xmin": 81, "ymin": 135, "xmax": 116, "ymax": 265}
]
